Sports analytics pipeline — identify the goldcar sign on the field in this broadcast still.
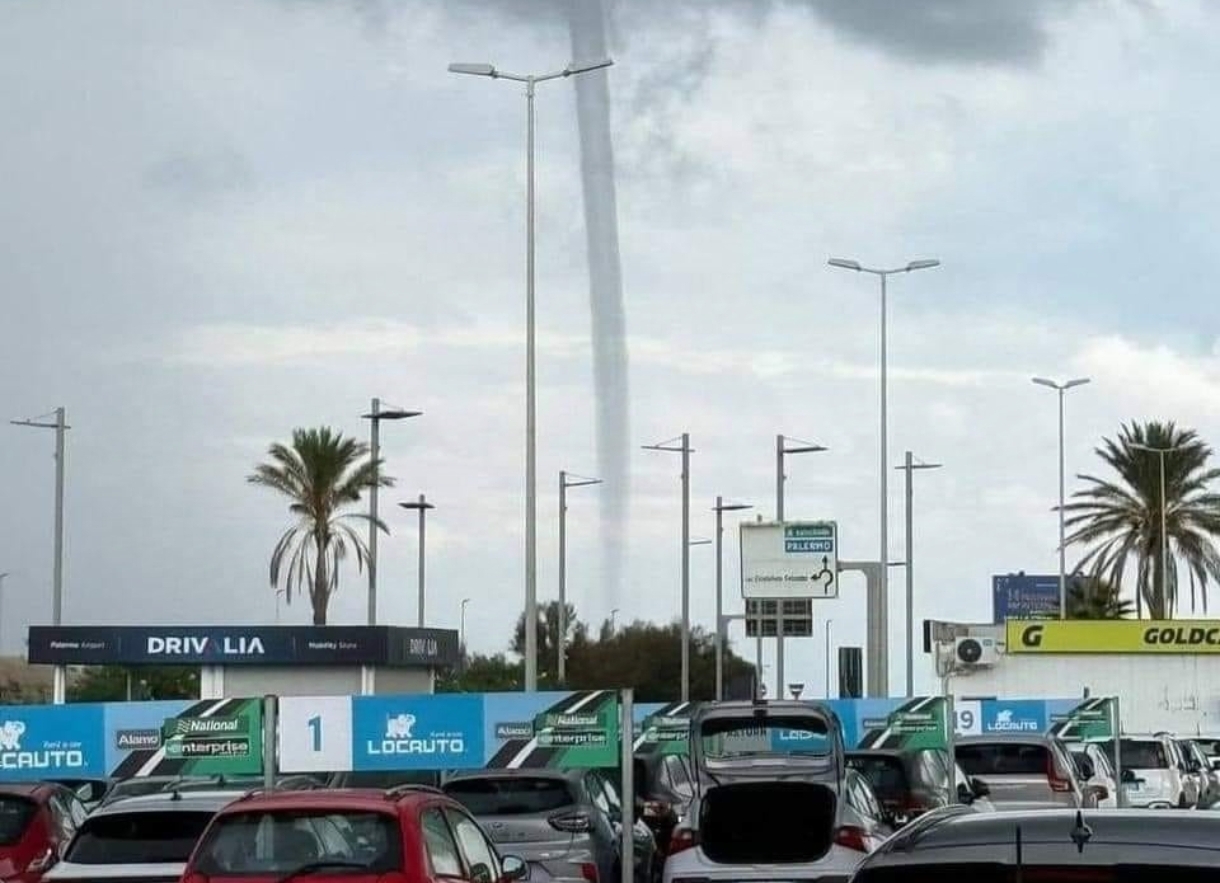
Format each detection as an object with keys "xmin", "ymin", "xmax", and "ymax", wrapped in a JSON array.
[{"xmin": 1007, "ymin": 620, "xmax": 1220, "ymax": 653}]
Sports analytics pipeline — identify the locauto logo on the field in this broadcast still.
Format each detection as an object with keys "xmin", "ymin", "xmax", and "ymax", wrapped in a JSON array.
[
  {"xmin": 367, "ymin": 712, "xmax": 464, "ymax": 757},
  {"xmin": 147, "ymin": 635, "xmax": 266, "ymax": 656},
  {"xmin": 1021, "ymin": 625, "xmax": 1044, "ymax": 647},
  {"xmin": 0, "ymin": 721, "xmax": 84, "ymax": 770},
  {"xmin": 989, "ymin": 709, "xmax": 1039, "ymax": 732}
]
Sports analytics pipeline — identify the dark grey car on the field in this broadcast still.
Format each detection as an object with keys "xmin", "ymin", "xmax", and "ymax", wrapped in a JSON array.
[
  {"xmin": 443, "ymin": 769, "xmax": 657, "ymax": 883},
  {"xmin": 847, "ymin": 807, "xmax": 1220, "ymax": 880}
]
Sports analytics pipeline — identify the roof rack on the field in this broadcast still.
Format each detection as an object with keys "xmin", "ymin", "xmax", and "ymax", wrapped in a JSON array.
[{"xmin": 385, "ymin": 783, "xmax": 445, "ymax": 799}]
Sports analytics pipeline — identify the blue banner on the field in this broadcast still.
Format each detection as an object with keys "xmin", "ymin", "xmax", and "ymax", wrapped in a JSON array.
[
  {"xmin": 352, "ymin": 694, "xmax": 484, "ymax": 771},
  {"xmin": 0, "ymin": 704, "xmax": 106, "ymax": 779}
]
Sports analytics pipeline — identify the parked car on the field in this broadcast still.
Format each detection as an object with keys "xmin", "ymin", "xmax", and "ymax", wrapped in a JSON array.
[
  {"xmin": 1183, "ymin": 739, "xmax": 1220, "ymax": 807},
  {"xmin": 442, "ymin": 768, "xmax": 656, "ymax": 883},
  {"xmin": 951, "ymin": 761, "xmax": 995, "ymax": 812},
  {"xmin": 0, "ymin": 783, "xmax": 87, "ymax": 883},
  {"xmin": 1097, "ymin": 733, "xmax": 1194, "ymax": 809},
  {"xmin": 1069, "ymin": 742, "xmax": 1117, "ymax": 809},
  {"xmin": 662, "ymin": 699, "xmax": 868, "ymax": 883},
  {"xmin": 849, "ymin": 807, "xmax": 1220, "ymax": 880},
  {"xmin": 43, "ymin": 781, "xmax": 112, "ymax": 813},
  {"xmin": 846, "ymin": 748, "xmax": 958, "ymax": 825},
  {"xmin": 44, "ymin": 790, "xmax": 236, "ymax": 883},
  {"xmin": 954, "ymin": 734, "xmax": 1092, "ymax": 809},
  {"xmin": 632, "ymin": 754, "xmax": 692, "ymax": 852},
  {"xmin": 840, "ymin": 769, "xmax": 895, "ymax": 851},
  {"xmin": 1176, "ymin": 737, "xmax": 1212, "ymax": 807},
  {"xmin": 184, "ymin": 785, "xmax": 529, "ymax": 883}
]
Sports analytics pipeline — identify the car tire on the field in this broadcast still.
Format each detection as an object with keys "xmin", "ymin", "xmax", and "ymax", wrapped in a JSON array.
[{"xmin": 1179, "ymin": 793, "xmax": 1189, "ymax": 809}]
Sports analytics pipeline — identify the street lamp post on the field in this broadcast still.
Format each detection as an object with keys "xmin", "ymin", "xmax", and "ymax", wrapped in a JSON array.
[
  {"xmin": 774, "ymin": 434, "xmax": 828, "ymax": 695},
  {"xmin": 643, "ymin": 434, "xmax": 694, "ymax": 701},
  {"xmin": 361, "ymin": 399, "xmax": 421, "ymax": 626},
  {"xmin": 829, "ymin": 259, "xmax": 939, "ymax": 694},
  {"xmin": 399, "ymin": 495, "xmax": 436, "ymax": 627},
  {"xmin": 1031, "ymin": 377, "xmax": 1091, "ymax": 618},
  {"xmin": 610, "ymin": 608, "xmax": 619, "ymax": 633},
  {"xmin": 449, "ymin": 57, "xmax": 614, "ymax": 693},
  {"xmin": 895, "ymin": 451, "xmax": 942, "ymax": 696},
  {"xmin": 714, "ymin": 497, "xmax": 752, "ymax": 700},
  {"xmin": 460, "ymin": 598, "xmax": 471, "ymax": 651},
  {"xmin": 0, "ymin": 572, "xmax": 7, "ymax": 656},
  {"xmin": 559, "ymin": 471, "xmax": 601, "ymax": 683},
  {"xmin": 1131, "ymin": 440, "xmax": 1185, "ymax": 618}
]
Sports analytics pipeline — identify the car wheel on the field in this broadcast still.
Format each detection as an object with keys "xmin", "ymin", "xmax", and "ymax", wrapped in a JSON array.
[{"xmin": 1179, "ymin": 793, "xmax": 1189, "ymax": 809}]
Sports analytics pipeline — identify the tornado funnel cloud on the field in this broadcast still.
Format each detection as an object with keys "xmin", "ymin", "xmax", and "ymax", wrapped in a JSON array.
[{"xmin": 569, "ymin": 0, "xmax": 629, "ymax": 610}]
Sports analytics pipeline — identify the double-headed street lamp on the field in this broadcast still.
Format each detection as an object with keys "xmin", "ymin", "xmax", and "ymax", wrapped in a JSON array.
[
  {"xmin": 399, "ymin": 495, "xmax": 435, "ymax": 627},
  {"xmin": 1031, "ymin": 377, "xmax": 1090, "ymax": 618},
  {"xmin": 828, "ymin": 258, "xmax": 939, "ymax": 694},
  {"xmin": 1131, "ymin": 440, "xmax": 1186, "ymax": 618},
  {"xmin": 361, "ymin": 399, "xmax": 421, "ymax": 626},
  {"xmin": 714, "ymin": 497, "xmax": 753, "ymax": 700},
  {"xmin": 559, "ymin": 471, "xmax": 601, "ymax": 683},
  {"xmin": 449, "ymin": 56, "xmax": 614, "ymax": 692}
]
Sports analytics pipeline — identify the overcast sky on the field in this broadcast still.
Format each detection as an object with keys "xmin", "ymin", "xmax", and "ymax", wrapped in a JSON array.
[{"xmin": 4, "ymin": 0, "xmax": 1220, "ymax": 696}]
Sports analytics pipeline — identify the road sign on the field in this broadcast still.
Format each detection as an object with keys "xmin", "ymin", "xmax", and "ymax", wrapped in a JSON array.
[
  {"xmin": 744, "ymin": 598, "xmax": 813, "ymax": 637},
  {"xmin": 992, "ymin": 573, "xmax": 1061, "ymax": 622},
  {"xmin": 741, "ymin": 521, "xmax": 838, "ymax": 600}
]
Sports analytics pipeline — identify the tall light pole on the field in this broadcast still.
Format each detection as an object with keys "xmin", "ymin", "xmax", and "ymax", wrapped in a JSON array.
[
  {"xmin": 610, "ymin": 608, "xmax": 619, "ymax": 633},
  {"xmin": 0, "ymin": 573, "xmax": 7, "ymax": 656},
  {"xmin": 896, "ymin": 451, "xmax": 942, "ymax": 696},
  {"xmin": 774, "ymin": 434, "xmax": 828, "ymax": 696},
  {"xmin": 829, "ymin": 259, "xmax": 939, "ymax": 693},
  {"xmin": 449, "ymin": 57, "xmax": 614, "ymax": 692},
  {"xmin": 1131, "ymin": 440, "xmax": 1185, "ymax": 618},
  {"xmin": 714, "ymin": 498, "xmax": 752, "ymax": 700},
  {"xmin": 361, "ymin": 399, "xmax": 421, "ymax": 626},
  {"xmin": 559, "ymin": 471, "xmax": 601, "ymax": 683},
  {"xmin": 825, "ymin": 618, "xmax": 834, "ymax": 698},
  {"xmin": 399, "ymin": 495, "xmax": 435, "ymax": 627},
  {"xmin": 460, "ymin": 598, "xmax": 471, "ymax": 650},
  {"xmin": 1031, "ymin": 377, "xmax": 1090, "ymax": 618},
  {"xmin": 11, "ymin": 409, "xmax": 68, "ymax": 628},
  {"xmin": 644, "ymin": 434, "xmax": 693, "ymax": 701}
]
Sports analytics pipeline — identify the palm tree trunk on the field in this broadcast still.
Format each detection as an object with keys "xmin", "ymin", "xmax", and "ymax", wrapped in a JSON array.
[{"xmin": 312, "ymin": 536, "xmax": 328, "ymax": 626}]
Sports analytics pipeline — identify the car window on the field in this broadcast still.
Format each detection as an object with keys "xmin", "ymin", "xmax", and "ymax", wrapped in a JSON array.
[
  {"xmin": 445, "ymin": 777, "xmax": 576, "ymax": 816},
  {"xmin": 446, "ymin": 810, "xmax": 499, "ymax": 883},
  {"xmin": 421, "ymin": 809, "xmax": 464, "ymax": 878},
  {"xmin": 598, "ymin": 772, "xmax": 623, "ymax": 814},
  {"xmin": 66, "ymin": 810, "xmax": 215, "ymax": 863},
  {"xmin": 914, "ymin": 751, "xmax": 949, "ymax": 789},
  {"xmin": 957, "ymin": 743, "xmax": 1050, "ymax": 776},
  {"xmin": 664, "ymin": 756, "xmax": 693, "ymax": 797},
  {"xmin": 0, "ymin": 797, "xmax": 36, "ymax": 846},
  {"xmin": 1099, "ymin": 739, "xmax": 1168, "ymax": 770},
  {"xmin": 192, "ymin": 809, "xmax": 401, "ymax": 875},
  {"xmin": 848, "ymin": 756, "xmax": 909, "ymax": 802},
  {"xmin": 47, "ymin": 793, "xmax": 77, "ymax": 843},
  {"xmin": 583, "ymin": 773, "xmax": 613, "ymax": 816},
  {"xmin": 850, "ymin": 774, "xmax": 883, "ymax": 820}
]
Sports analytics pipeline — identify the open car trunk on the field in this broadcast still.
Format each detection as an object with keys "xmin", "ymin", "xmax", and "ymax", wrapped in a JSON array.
[{"xmin": 700, "ymin": 781, "xmax": 837, "ymax": 865}]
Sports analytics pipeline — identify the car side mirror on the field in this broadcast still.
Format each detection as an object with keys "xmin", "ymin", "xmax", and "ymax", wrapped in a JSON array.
[
  {"xmin": 969, "ymin": 777, "xmax": 991, "ymax": 797},
  {"xmin": 1120, "ymin": 768, "xmax": 1137, "ymax": 783},
  {"xmin": 1211, "ymin": 758, "xmax": 1220, "ymax": 772},
  {"xmin": 1091, "ymin": 784, "xmax": 1109, "ymax": 802},
  {"xmin": 956, "ymin": 782, "xmax": 974, "ymax": 805},
  {"xmin": 500, "ymin": 856, "xmax": 528, "ymax": 882}
]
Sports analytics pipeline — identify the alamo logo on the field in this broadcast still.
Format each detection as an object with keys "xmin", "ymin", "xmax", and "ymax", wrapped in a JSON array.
[
  {"xmin": 0, "ymin": 721, "xmax": 84, "ymax": 771},
  {"xmin": 495, "ymin": 722, "xmax": 534, "ymax": 739},
  {"xmin": 116, "ymin": 729, "xmax": 161, "ymax": 750}
]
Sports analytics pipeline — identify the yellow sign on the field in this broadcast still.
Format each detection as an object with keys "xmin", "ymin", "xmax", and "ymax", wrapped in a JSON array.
[{"xmin": 1006, "ymin": 620, "xmax": 1220, "ymax": 654}]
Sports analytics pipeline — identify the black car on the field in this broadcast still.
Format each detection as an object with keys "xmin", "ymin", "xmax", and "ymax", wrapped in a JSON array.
[
  {"xmin": 847, "ymin": 748, "xmax": 960, "ymax": 825},
  {"xmin": 848, "ymin": 807, "xmax": 1220, "ymax": 881}
]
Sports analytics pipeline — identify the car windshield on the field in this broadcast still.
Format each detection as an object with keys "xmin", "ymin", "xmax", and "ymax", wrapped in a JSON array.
[
  {"xmin": 0, "ymin": 797, "xmax": 35, "ymax": 846},
  {"xmin": 444, "ymin": 777, "xmax": 575, "ymax": 815},
  {"xmin": 66, "ymin": 810, "xmax": 216, "ymax": 863},
  {"xmin": 106, "ymin": 779, "xmax": 183, "ymax": 801},
  {"xmin": 193, "ymin": 809, "xmax": 401, "ymax": 876},
  {"xmin": 957, "ymin": 743, "xmax": 1050, "ymax": 776},
  {"xmin": 334, "ymin": 771, "xmax": 439, "ymax": 789},
  {"xmin": 1098, "ymin": 739, "xmax": 1168, "ymax": 770},
  {"xmin": 699, "ymin": 716, "xmax": 832, "ymax": 759},
  {"xmin": 847, "ymin": 756, "xmax": 909, "ymax": 801}
]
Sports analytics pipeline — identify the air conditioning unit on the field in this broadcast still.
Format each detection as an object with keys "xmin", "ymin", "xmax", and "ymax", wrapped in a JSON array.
[{"xmin": 955, "ymin": 635, "xmax": 999, "ymax": 666}]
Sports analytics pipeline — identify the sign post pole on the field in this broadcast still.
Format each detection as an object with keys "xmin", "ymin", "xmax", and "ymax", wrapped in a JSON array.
[
  {"xmin": 619, "ymin": 689, "xmax": 634, "ymax": 883},
  {"xmin": 263, "ymin": 694, "xmax": 277, "ymax": 792},
  {"xmin": 1111, "ymin": 695, "xmax": 1124, "ymax": 809}
]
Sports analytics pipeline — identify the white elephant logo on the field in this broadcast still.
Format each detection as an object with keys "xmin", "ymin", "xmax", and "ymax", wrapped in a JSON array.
[
  {"xmin": 386, "ymin": 714, "xmax": 415, "ymax": 739},
  {"xmin": 0, "ymin": 721, "xmax": 26, "ymax": 751}
]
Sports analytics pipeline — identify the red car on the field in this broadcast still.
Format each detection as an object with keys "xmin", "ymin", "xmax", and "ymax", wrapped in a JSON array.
[
  {"xmin": 183, "ymin": 785, "xmax": 529, "ymax": 883},
  {"xmin": 0, "ymin": 783, "xmax": 87, "ymax": 883}
]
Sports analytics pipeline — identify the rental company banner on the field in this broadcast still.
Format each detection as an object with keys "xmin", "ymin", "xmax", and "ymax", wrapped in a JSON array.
[
  {"xmin": 278, "ymin": 689, "xmax": 621, "ymax": 774},
  {"xmin": 0, "ymin": 697, "xmax": 264, "ymax": 781}
]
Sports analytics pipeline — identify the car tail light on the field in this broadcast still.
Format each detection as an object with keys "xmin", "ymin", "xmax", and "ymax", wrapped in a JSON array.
[
  {"xmin": 579, "ymin": 862, "xmax": 598, "ymax": 883},
  {"xmin": 1048, "ymin": 756, "xmax": 1073, "ymax": 792},
  {"xmin": 834, "ymin": 826, "xmax": 871, "ymax": 853},
  {"xmin": 27, "ymin": 847, "xmax": 56, "ymax": 873},
  {"xmin": 667, "ymin": 827, "xmax": 698, "ymax": 855},
  {"xmin": 549, "ymin": 811, "xmax": 594, "ymax": 833}
]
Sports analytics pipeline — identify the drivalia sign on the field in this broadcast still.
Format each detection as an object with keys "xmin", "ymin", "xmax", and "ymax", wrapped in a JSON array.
[
  {"xmin": 0, "ymin": 721, "xmax": 85, "ymax": 771},
  {"xmin": 147, "ymin": 635, "xmax": 266, "ymax": 657}
]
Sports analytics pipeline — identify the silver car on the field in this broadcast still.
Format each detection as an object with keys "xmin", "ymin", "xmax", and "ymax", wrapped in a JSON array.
[
  {"xmin": 955, "ymin": 734, "xmax": 1091, "ymax": 809},
  {"xmin": 44, "ymin": 789, "xmax": 237, "ymax": 883}
]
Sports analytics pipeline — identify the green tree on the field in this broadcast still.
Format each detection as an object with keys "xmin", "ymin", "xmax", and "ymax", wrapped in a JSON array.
[
  {"xmin": 248, "ymin": 427, "xmax": 391, "ymax": 625},
  {"xmin": 1066, "ymin": 576, "xmax": 1136, "ymax": 620},
  {"xmin": 1064, "ymin": 420, "xmax": 1220, "ymax": 619},
  {"xmin": 437, "ymin": 653, "xmax": 523, "ymax": 693},
  {"xmin": 69, "ymin": 666, "xmax": 198, "ymax": 701},
  {"xmin": 512, "ymin": 601, "xmax": 589, "ymax": 686}
]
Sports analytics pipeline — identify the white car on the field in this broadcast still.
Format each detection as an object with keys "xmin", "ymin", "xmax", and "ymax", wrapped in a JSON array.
[
  {"xmin": 1095, "ymin": 734, "xmax": 1193, "ymax": 809},
  {"xmin": 660, "ymin": 700, "xmax": 873, "ymax": 883},
  {"xmin": 1069, "ymin": 742, "xmax": 1118, "ymax": 809}
]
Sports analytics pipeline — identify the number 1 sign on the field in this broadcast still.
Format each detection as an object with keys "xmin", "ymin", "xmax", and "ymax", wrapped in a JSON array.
[{"xmin": 279, "ymin": 696, "xmax": 353, "ymax": 773}]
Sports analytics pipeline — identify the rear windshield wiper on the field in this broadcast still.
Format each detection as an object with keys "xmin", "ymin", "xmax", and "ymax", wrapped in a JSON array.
[{"xmin": 274, "ymin": 860, "xmax": 372, "ymax": 883}]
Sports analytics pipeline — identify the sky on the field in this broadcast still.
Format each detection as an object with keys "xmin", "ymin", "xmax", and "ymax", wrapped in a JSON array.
[{"xmin": 4, "ymin": 0, "xmax": 1220, "ymax": 698}]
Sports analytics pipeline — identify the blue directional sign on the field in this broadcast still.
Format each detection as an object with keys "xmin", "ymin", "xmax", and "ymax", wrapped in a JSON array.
[{"xmin": 992, "ymin": 573, "xmax": 1061, "ymax": 622}]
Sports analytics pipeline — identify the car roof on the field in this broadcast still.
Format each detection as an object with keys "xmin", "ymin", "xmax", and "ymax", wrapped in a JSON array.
[
  {"xmin": 89, "ymin": 790, "xmax": 240, "ymax": 815},
  {"xmin": 956, "ymin": 734, "xmax": 1059, "ymax": 745},
  {"xmin": 444, "ymin": 768, "xmax": 577, "ymax": 783},
  {"xmin": 880, "ymin": 808, "xmax": 1220, "ymax": 857},
  {"xmin": 0, "ymin": 782, "xmax": 54, "ymax": 799},
  {"xmin": 214, "ymin": 787, "xmax": 432, "ymax": 815}
]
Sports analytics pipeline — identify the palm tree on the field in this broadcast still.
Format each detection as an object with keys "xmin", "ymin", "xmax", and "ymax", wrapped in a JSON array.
[
  {"xmin": 248, "ymin": 427, "xmax": 392, "ymax": 625},
  {"xmin": 1063, "ymin": 421, "xmax": 1220, "ymax": 619},
  {"xmin": 1066, "ymin": 576, "xmax": 1135, "ymax": 620}
]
